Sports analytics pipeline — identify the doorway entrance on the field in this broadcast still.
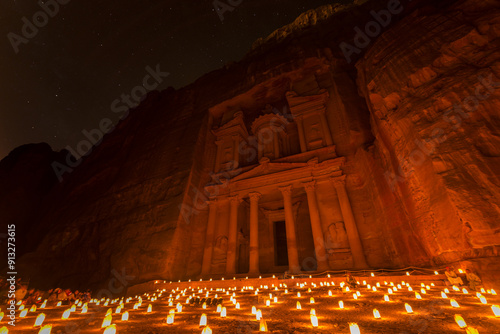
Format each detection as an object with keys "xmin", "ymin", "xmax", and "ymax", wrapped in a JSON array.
[{"xmin": 274, "ymin": 220, "xmax": 289, "ymax": 266}]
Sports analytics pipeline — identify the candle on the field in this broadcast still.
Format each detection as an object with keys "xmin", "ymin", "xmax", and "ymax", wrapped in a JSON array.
[
  {"xmin": 220, "ymin": 307, "xmax": 227, "ymax": 317},
  {"xmin": 310, "ymin": 314, "xmax": 318, "ymax": 327},
  {"xmin": 0, "ymin": 327, "xmax": 7, "ymax": 334},
  {"xmin": 38, "ymin": 325, "xmax": 52, "ymax": 334},
  {"xmin": 121, "ymin": 311, "xmax": 129, "ymax": 321},
  {"xmin": 256, "ymin": 309, "xmax": 262, "ymax": 320},
  {"xmin": 310, "ymin": 297, "xmax": 315, "ymax": 304},
  {"xmin": 373, "ymin": 309, "xmax": 381, "ymax": 319},
  {"xmin": 101, "ymin": 314, "xmax": 112, "ymax": 328},
  {"xmin": 491, "ymin": 305, "xmax": 500, "ymax": 317},
  {"xmin": 61, "ymin": 309, "xmax": 71, "ymax": 320},
  {"xmin": 450, "ymin": 299, "xmax": 460, "ymax": 308},
  {"xmin": 454, "ymin": 314, "xmax": 467, "ymax": 328},
  {"xmin": 405, "ymin": 303, "xmax": 413, "ymax": 313},
  {"xmin": 384, "ymin": 295, "xmax": 390, "ymax": 302},
  {"xmin": 199, "ymin": 313, "xmax": 207, "ymax": 327},
  {"xmin": 103, "ymin": 325, "xmax": 116, "ymax": 334},
  {"xmin": 415, "ymin": 292, "xmax": 422, "ymax": 300},
  {"xmin": 296, "ymin": 301, "xmax": 302, "ymax": 310},
  {"xmin": 166, "ymin": 314, "xmax": 174, "ymax": 324},
  {"xmin": 34, "ymin": 313, "xmax": 45, "ymax": 327},
  {"xmin": 259, "ymin": 319, "xmax": 268, "ymax": 332},
  {"xmin": 349, "ymin": 323, "xmax": 361, "ymax": 334},
  {"xmin": 19, "ymin": 309, "xmax": 28, "ymax": 318},
  {"xmin": 339, "ymin": 301, "xmax": 344, "ymax": 309},
  {"xmin": 441, "ymin": 292, "xmax": 447, "ymax": 298},
  {"xmin": 202, "ymin": 326, "xmax": 212, "ymax": 334},
  {"xmin": 466, "ymin": 328, "xmax": 479, "ymax": 334}
]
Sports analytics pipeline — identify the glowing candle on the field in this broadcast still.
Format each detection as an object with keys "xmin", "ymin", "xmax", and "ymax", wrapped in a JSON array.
[
  {"xmin": 19, "ymin": 309, "xmax": 28, "ymax": 318},
  {"xmin": 408, "ymin": 287, "xmax": 413, "ymax": 292},
  {"xmin": 38, "ymin": 325, "xmax": 52, "ymax": 334},
  {"xmin": 103, "ymin": 325, "xmax": 116, "ymax": 334},
  {"xmin": 30, "ymin": 305, "xmax": 37, "ymax": 312},
  {"xmin": 466, "ymin": 328, "xmax": 479, "ymax": 334},
  {"xmin": 479, "ymin": 296, "xmax": 488, "ymax": 304},
  {"xmin": 310, "ymin": 297, "xmax": 315, "ymax": 304},
  {"xmin": 202, "ymin": 326, "xmax": 212, "ymax": 334},
  {"xmin": 339, "ymin": 301, "xmax": 344, "ymax": 309},
  {"xmin": 259, "ymin": 319, "xmax": 268, "ymax": 332},
  {"xmin": 492, "ymin": 289, "xmax": 497, "ymax": 295},
  {"xmin": 266, "ymin": 299, "xmax": 270, "ymax": 307},
  {"xmin": 0, "ymin": 327, "xmax": 7, "ymax": 334},
  {"xmin": 101, "ymin": 314, "xmax": 112, "ymax": 328},
  {"xmin": 61, "ymin": 309, "xmax": 71, "ymax": 319},
  {"xmin": 81, "ymin": 304, "xmax": 88, "ymax": 314},
  {"xmin": 56, "ymin": 301, "xmax": 62, "ymax": 307},
  {"xmin": 346, "ymin": 287, "xmax": 350, "ymax": 292},
  {"xmin": 310, "ymin": 309, "xmax": 316, "ymax": 316},
  {"xmin": 349, "ymin": 323, "xmax": 361, "ymax": 334},
  {"xmin": 236, "ymin": 302, "xmax": 240, "ymax": 309},
  {"xmin": 353, "ymin": 293, "xmax": 358, "ymax": 300},
  {"xmin": 166, "ymin": 314, "xmax": 174, "ymax": 324},
  {"xmin": 444, "ymin": 288, "xmax": 450, "ymax": 293},
  {"xmin": 434, "ymin": 271, "xmax": 439, "ymax": 275},
  {"xmin": 384, "ymin": 295, "xmax": 390, "ymax": 302},
  {"xmin": 328, "ymin": 290, "xmax": 332, "ymax": 296},
  {"xmin": 0, "ymin": 313, "xmax": 3, "ymax": 321},
  {"xmin": 199, "ymin": 313, "xmax": 207, "ymax": 327},
  {"xmin": 106, "ymin": 308, "xmax": 113, "ymax": 316},
  {"xmin": 217, "ymin": 304, "xmax": 222, "ymax": 313},
  {"xmin": 297, "ymin": 292, "xmax": 301, "ymax": 298},
  {"xmin": 415, "ymin": 292, "xmax": 422, "ymax": 300},
  {"xmin": 274, "ymin": 297, "xmax": 278, "ymax": 303},
  {"xmin": 388, "ymin": 288, "xmax": 393, "ymax": 294},
  {"xmin": 40, "ymin": 300, "xmax": 47, "ymax": 309},
  {"xmin": 450, "ymin": 299, "xmax": 460, "ymax": 308},
  {"xmin": 220, "ymin": 307, "xmax": 226, "ymax": 317},
  {"xmin": 405, "ymin": 303, "xmax": 413, "ymax": 313},
  {"xmin": 454, "ymin": 314, "xmax": 467, "ymax": 328},
  {"xmin": 256, "ymin": 309, "xmax": 262, "ymax": 320},
  {"xmin": 296, "ymin": 301, "xmax": 301, "ymax": 310},
  {"xmin": 441, "ymin": 292, "xmax": 447, "ymax": 298},
  {"xmin": 491, "ymin": 305, "xmax": 500, "ymax": 317},
  {"xmin": 373, "ymin": 309, "xmax": 381, "ymax": 319},
  {"xmin": 177, "ymin": 303, "xmax": 182, "ymax": 313},
  {"xmin": 115, "ymin": 306, "xmax": 122, "ymax": 314},
  {"xmin": 461, "ymin": 288, "xmax": 468, "ymax": 294},
  {"xmin": 121, "ymin": 311, "xmax": 129, "ymax": 321},
  {"xmin": 34, "ymin": 313, "xmax": 45, "ymax": 327},
  {"xmin": 202, "ymin": 302, "xmax": 207, "ymax": 309},
  {"xmin": 310, "ymin": 314, "xmax": 318, "ymax": 327}
]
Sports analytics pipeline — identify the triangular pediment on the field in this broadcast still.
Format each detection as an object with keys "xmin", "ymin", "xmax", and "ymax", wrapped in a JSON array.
[{"xmin": 232, "ymin": 160, "xmax": 308, "ymax": 182}]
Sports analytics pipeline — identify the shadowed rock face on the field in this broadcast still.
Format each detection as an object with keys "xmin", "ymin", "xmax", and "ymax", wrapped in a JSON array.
[{"xmin": 2, "ymin": 0, "xmax": 499, "ymax": 290}]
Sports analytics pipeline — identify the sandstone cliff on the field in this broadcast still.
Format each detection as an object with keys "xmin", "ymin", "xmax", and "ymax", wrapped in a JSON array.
[{"xmin": 3, "ymin": 0, "xmax": 499, "ymax": 290}]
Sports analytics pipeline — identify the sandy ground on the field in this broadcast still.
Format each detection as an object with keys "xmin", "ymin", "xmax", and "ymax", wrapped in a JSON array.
[{"xmin": 5, "ymin": 277, "xmax": 500, "ymax": 334}]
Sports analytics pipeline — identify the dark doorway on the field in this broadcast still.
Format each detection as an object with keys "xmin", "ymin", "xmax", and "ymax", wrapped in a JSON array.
[{"xmin": 274, "ymin": 220, "xmax": 289, "ymax": 266}]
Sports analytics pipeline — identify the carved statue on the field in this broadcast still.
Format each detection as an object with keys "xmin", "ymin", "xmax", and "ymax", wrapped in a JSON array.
[
  {"xmin": 327, "ymin": 222, "xmax": 350, "ymax": 250},
  {"xmin": 211, "ymin": 235, "xmax": 228, "ymax": 265}
]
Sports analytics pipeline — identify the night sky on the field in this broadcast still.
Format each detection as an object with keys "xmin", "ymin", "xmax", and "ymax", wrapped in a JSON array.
[{"xmin": 0, "ymin": 0, "xmax": 355, "ymax": 160}]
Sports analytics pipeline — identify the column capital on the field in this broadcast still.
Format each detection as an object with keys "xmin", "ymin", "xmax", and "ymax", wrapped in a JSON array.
[
  {"xmin": 330, "ymin": 175, "xmax": 346, "ymax": 187},
  {"xmin": 205, "ymin": 197, "xmax": 218, "ymax": 206},
  {"xmin": 278, "ymin": 185, "xmax": 293, "ymax": 196},
  {"xmin": 229, "ymin": 195, "xmax": 242, "ymax": 204},
  {"xmin": 248, "ymin": 192, "xmax": 262, "ymax": 201},
  {"xmin": 302, "ymin": 180, "xmax": 317, "ymax": 192}
]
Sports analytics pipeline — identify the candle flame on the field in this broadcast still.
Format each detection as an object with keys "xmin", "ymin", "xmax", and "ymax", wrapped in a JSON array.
[
  {"xmin": 259, "ymin": 318, "xmax": 268, "ymax": 332},
  {"xmin": 339, "ymin": 301, "xmax": 344, "ymax": 309},
  {"xmin": 373, "ymin": 309, "xmax": 381, "ymax": 319},
  {"xmin": 102, "ymin": 314, "xmax": 112, "ymax": 328},
  {"xmin": 38, "ymin": 325, "xmax": 52, "ymax": 334},
  {"xmin": 450, "ymin": 299, "xmax": 460, "ymax": 308},
  {"xmin": 199, "ymin": 313, "xmax": 207, "ymax": 327},
  {"xmin": 202, "ymin": 326, "xmax": 212, "ymax": 334},
  {"xmin": 103, "ymin": 325, "xmax": 116, "ymax": 334},
  {"xmin": 121, "ymin": 311, "xmax": 129, "ymax": 321},
  {"xmin": 491, "ymin": 305, "xmax": 500, "ymax": 317},
  {"xmin": 405, "ymin": 303, "xmax": 413, "ymax": 313}
]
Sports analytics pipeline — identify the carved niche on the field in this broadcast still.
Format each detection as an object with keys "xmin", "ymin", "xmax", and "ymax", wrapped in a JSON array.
[
  {"xmin": 212, "ymin": 111, "xmax": 249, "ymax": 172},
  {"xmin": 285, "ymin": 90, "xmax": 333, "ymax": 152},
  {"xmin": 251, "ymin": 109, "xmax": 290, "ymax": 161}
]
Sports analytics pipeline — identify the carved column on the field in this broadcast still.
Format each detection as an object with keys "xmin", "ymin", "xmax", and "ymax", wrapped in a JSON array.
[
  {"xmin": 303, "ymin": 181, "xmax": 330, "ymax": 272},
  {"xmin": 232, "ymin": 134, "xmax": 240, "ymax": 168},
  {"xmin": 330, "ymin": 176, "xmax": 368, "ymax": 269},
  {"xmin": 319, "ymin": 111, "xmax": 333, "ymax": 146},
  {"xmin": 215, "ymin": 140, "xmax": 224, "ymax": 172},
  {"xmin": 279, "ymin": 185, "xmax": 301, "ymax": 273},
  {"xmin": 295, "ymin": 116, "xmax": 307, "ymax": 153},
  {"xmin": 226, "ymin": 195, "xmax": 241, "ymax": 275},
  {"xmin": 248, "ymin": 192, "xmax": 262, "ymax": 275},
  {"xmin": 201, "ymin": 199, "xmax": 218, "ymax": 276}
]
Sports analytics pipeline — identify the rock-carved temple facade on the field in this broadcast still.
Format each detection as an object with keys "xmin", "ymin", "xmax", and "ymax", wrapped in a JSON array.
[{"xmin": 200, "ymin": 90, "xmax": 368, "ymax": 277}]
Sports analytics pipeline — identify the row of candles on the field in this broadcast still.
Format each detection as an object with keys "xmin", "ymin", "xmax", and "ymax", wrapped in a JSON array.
[{"xmin": 2, "ymin": 276, "xmax": 499, "ymax": 333}]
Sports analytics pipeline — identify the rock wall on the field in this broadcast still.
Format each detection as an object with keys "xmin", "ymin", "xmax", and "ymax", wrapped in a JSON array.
[
  {"xmin": 3, "ymin": 0, "xmax": 499, "ymax": 290},
  {"xmin": 356, "ymin": 0, "xmax": 500, "ymax": 285}
]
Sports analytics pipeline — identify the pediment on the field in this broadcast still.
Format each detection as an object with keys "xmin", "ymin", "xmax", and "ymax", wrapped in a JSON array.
[{"xmin": 232, "ymin": 159, "xmax": 308, "ymax": 182}]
